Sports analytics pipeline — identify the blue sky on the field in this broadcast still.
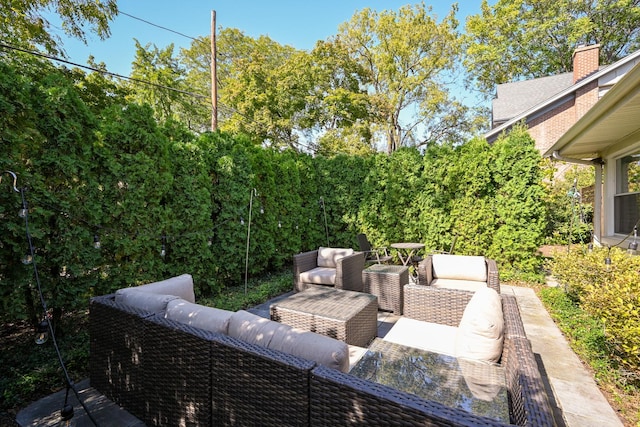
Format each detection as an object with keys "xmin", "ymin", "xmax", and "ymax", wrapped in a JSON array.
[{"xmin": 50, "ymin": 1, "xmax": 482, "ymax": 78}]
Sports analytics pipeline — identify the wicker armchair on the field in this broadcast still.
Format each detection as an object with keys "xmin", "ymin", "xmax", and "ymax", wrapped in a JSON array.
[
  {"xmin": 293, "ymin": 248, "xmax": 365, "ymax": 293},
  {"xmin": 417, "ymin": 253, "xmax": 500, "ymax": 293}
]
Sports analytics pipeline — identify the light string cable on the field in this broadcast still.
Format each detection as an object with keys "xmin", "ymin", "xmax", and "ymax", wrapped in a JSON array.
[
  {"xmin": 1, "ymin": 171, "xmax": 100, "ymax": 427},
  {"xmin": 605, "ymin": 216, "xmax": 640, "ymax": 249}
]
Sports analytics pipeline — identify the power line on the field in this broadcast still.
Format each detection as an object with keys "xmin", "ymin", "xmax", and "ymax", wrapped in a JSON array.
[
  {"xmin": 118, "ymin": 11, "xmax": 199, "ymax": 42},
  {"xmin": 0, "ymin": 42, "xmax": 208, "ymax": 99}
]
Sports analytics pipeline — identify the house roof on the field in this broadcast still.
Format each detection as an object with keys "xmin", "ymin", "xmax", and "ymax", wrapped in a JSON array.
[
  {"xmin": 492, "ymin": 72, "xmax": 574, "ymax": 124},
  {"xmin": 485, "ymin": 49, "xmax": 640, "ymax": 143},
  {"xmin": 543, "ymin": 60, "xmax": 640, "ymax": 160}
]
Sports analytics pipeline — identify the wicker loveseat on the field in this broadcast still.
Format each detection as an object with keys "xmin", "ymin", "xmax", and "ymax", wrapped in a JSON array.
[{"xmin": 90, "ymin": 276, "xmax": 555, "ymax": 426}]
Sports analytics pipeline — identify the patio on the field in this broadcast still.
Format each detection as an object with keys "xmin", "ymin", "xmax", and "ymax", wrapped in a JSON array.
[{"xmin": 17, "ymin": 281, "xmax": 622, "ymax": 427}]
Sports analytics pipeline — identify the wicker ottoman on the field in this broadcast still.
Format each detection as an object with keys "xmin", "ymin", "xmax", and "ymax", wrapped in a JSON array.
[
  {"xmin": 362, "ymin": 264, "xmax": 408, "ymax": 315},
  {"xmin": 270, "ymin": 287, "xmax": 378, "ymax": 347}
]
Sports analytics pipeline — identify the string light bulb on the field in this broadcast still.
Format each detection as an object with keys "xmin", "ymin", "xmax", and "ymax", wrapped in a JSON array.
[
  {"xmin": 160, "ymin": 236, "xmax": 167, "ymax": 258},
  {"xmin": 93, "ymin": 234, "xmax": 101, "ymax": 249},
  {"xmin": 627, "ymin": 226, "xmax": 638, "ymax": 255},
  {"xmin": 240, "ymin": 217, "xmax": 245, "ymax": 226},
  {"xmin": 34, "ymin": 319, "xmax": 49, "ymax": 345},
  {"xmin": 22, "ymin": 249, "xmax": 33, "ymax": 265},
  {"xmin": 18, "ymin": 199, "xmax": 28, "ymax": 218}
]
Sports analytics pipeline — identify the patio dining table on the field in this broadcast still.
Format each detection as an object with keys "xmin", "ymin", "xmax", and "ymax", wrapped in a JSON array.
[{"xmin": 390, "ymin": 242, "xmax": 425, "ymax": 267}]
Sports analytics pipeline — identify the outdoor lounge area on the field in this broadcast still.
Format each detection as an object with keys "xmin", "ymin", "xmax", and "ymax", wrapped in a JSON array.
[
  {"xmin": 17, "ymin": 274, "xmax": 624, "ymax": 427},
  {"xmin": 18, "ymin": 256, "xmax": 579, "ymax": 427}
]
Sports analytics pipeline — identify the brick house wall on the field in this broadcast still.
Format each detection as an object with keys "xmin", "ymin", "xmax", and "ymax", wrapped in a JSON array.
[{"xmin": 529, "ymin": 45, "xmax": 601, "ymax": 154}]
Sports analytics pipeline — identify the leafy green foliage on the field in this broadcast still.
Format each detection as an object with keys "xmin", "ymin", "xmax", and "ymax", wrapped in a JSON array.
[
  {"xmin": 0, "ymin": 57, "xmax": 550, "ymax": 328},
  {"xmin": 465, "ymin": 0, "xmax": 640, "ymax": 96},
  {"xmin": 0, "ymin": 0, "xmax": 117, "ymax": 56},
  {"xmin": 550, "ymin": 247, "xmax": 640, "ymax": 380},
  {"xmin": 541, "ymin": 160, "xmax": 594, "ymax": 245}
]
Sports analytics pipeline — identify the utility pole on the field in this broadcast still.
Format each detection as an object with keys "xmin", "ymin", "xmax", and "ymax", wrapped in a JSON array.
[{"xmin": 210, "ymin": 10, "xmax": 218, "ymax": 131}]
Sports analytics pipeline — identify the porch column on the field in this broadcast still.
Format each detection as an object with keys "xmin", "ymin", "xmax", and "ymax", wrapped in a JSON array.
[{"xmin": 593, "ymin": 162, "xmax": 603, "ymax": 245}]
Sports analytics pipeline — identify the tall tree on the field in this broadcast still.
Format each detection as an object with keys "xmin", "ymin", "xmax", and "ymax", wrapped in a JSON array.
[
  {"xmin": 128, "ymin": 40, "xmax": 204, "ymax": 125},
  {"xmin": 179, "ymin": 35, "xmax": 213, "ymax": 132},
  {"xmin": 215, "ymin": 29, "xmax": 311, "ymax": 149},
  {"xmin": 465, "ymin": 0, "xmax": 640, "ymax": 95},
  {"xmin": 0, "ymin": 0, "xmax": 117, "ymax": 56},
  {"xmin": 336, "ymin": 3, "xmax": 461, "ymax": 153}
]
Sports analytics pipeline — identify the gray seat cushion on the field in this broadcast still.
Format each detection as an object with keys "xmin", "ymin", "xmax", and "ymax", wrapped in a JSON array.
[{"xmin": 298, "ymin": 267, "xmax": 336, "ymax": 285}]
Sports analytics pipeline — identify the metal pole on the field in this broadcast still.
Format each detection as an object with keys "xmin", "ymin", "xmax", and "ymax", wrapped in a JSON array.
[
  {"xmin": 244, "ymin": 189, "xmax": 255, "ymax": 295},
  {"xmin": 210, "ymin": 10, "xmax": 218, "ymax": 131},
  {"xmin": 320, "ymin": 197, "xmax": 329, "ymax": 247}
]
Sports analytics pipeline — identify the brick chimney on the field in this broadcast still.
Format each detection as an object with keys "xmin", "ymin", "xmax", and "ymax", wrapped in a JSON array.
[{"xmin": 573, "ymin": 44, "xmax": 600, "ymax": 83}]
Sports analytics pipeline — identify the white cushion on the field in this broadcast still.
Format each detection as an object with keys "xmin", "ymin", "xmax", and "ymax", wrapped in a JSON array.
[
  {"xmin": 165, "ymin": 299, "xmax": 232, "ymax": 334},
  {"xmin": 227, "ymin": 310, "xmax": 282, "ymax": 347},
  {"xmin": 432, "ymin": 254, "xmax": 487, "ymax": 282},
  {"xmin": 383, "ymin": 317, "xmax": 458, "ymax": 357},
  {"xmin": 431, "ymin": 278, "xmax": 488, "ymax": 292},
  {"xmin": 268, "ymin": 326, "xmax": 350, "ymax": 372},
  {"xmin": 299, "ymin": 267, "xmax": 336, "ymax": 285},
  {"xmin": 455, "ymin": 286, "xmax": 504, "ymax": 364},
  {"xmin": 120, "ymin": 274, "xmax": 196, "ymax": 303},
  {"xmin": 316, "ymin": 247, "xmax": 354, "ymax": 268},
  {"xmin": 115, "ymin": 289, "xmax": 179, "ymax": 312}
]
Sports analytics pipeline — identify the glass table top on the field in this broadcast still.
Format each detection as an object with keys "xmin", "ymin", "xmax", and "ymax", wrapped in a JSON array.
[{"xmin": 350, "ymin": 338, "xmax": 510, "ymax": 423}]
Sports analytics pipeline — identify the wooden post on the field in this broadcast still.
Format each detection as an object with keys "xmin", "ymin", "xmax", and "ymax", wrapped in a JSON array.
[{"xmin": 211, "ymin": 10, "xmax": 218, "ymax": 131}]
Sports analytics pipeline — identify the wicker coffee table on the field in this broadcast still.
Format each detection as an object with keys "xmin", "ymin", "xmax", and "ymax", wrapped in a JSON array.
[
  {"xmin": 362, "ymin": 264, "xmax": 408, "ymax": 314},
  {"xmin": 270, "ymin": 287, "xmax": 378, "ymax": 347}
]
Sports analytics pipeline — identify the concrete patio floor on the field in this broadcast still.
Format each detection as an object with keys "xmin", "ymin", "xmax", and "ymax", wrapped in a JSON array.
[{"xmin": 17, "ymin": 282, "xmax": 624, "ymax": 426}]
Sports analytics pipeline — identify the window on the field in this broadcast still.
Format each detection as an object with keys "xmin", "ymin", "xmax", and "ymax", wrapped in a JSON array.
[{"xmin": 615, "ymin": 152, "xmax": 640, "ymax": 233}]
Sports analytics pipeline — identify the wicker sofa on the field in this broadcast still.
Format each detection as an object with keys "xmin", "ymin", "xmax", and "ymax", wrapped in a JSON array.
[
  {"xmin": 90, "ymin": 276, "xmax": 555, "ymax": 426},
  {"xmin": 293, "ymin": 247, "xmax": 365, "ymax": 293}
]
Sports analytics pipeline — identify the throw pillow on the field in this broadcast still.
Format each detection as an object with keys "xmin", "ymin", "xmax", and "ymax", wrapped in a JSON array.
[
  {"xmin": 316, "ymin": 247, "xmax": 354, "ymax": 268},
  {"xmin": 432, "ymin": 254, "xmax": 487, "ymax": 282},
  {"xmin": 455, "ymin": 286, "xmax": 504, "ymax": 364},
  {"xmin": 122, "ymin": 273, "xmax": 195, "ymax": 303},
  {"xmin": 165, "ymin": 299, "xmax": 232, "ymax": 334},
  {"xmin": 115, "ymin": 289, "xmax": 179, "ymax": 313}
]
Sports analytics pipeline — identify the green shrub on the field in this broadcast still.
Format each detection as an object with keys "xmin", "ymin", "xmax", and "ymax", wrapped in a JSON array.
[{"xmin": 550, "ymin": 246, "xmax": 640, "ymax": 378}]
